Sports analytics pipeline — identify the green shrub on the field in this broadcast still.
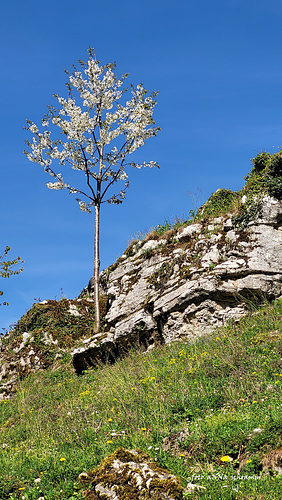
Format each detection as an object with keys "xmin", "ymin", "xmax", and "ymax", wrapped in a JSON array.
[
  {"xmin": 265, "ymin": 175, "xmax": 282, "ymax": 199},
  {"xmin": 252, "ymin": 151, "xmax": 271, "ymax": 173},
  {"xmin": 154, "ymin": 220, "xmax": 172, "ymax": 236},
  {"xmin": 197, "ymin": 188, "xmax": 241, "ymax": 219},
  {"xmin": 268, "ymin": 151, "xmax": 282, "ymax": 177}
]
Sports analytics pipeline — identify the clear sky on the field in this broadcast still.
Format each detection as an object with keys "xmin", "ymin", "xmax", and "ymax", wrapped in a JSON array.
[{"xmin": 1, "ymin": 0, "xmax": 282, "ymax": 331}]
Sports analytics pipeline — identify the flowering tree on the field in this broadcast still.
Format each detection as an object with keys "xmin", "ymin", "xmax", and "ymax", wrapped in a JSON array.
[
  {"xmin": 0, "ymin": 246, "xmax": 24, "ymax": 305},
  {"xmin": 24, "ymin": 48, "xmax": 160, "ymax": 332}
]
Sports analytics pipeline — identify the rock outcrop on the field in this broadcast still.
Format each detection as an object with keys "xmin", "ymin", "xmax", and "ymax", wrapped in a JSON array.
[
  {"xmin": 78, "ymin": 447, "xmax": 186, "ymax": 499},
  {"xmin": 0, "ymin": 297, "xmax": 98, "ymax": 399},
  {"xmin": 73, "ymin": 195, "xmax": 282, "ymax": 373},
  {"xmin": 1, "ymin": 192, "xmax": 282, "ymax": 385}
]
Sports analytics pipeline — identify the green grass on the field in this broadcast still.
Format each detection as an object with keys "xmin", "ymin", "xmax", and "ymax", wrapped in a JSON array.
[{"xmin": 0, "ymin": 300, "xmax": 282, "ymax": 499}]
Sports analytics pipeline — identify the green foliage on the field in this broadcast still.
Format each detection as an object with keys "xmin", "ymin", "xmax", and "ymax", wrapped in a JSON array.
[
  {"xmin": 0, "ymin": 247, "xmax": 24, "ymax": 306},
  {"xmin": 266, "ymin": 175, "xmax": 282, "ymax": 199},
  {"xmin": 232, "ymin": 149, "xmax": 282, "ymax": 229},
  {"xmin": 250, "ymin": 149, "xmax": 282, "ymax": 199},
  {"xmin": 154, "ymin": 220, "xmax": 172, "ymax": 236},
  {"xmin": 197, "ymin": 189, "xmax": 241, "ymax": 220},
  {"xmin": 142, "ymin": 247, "xmax": 155, "ymax": 259},
  {"xmin": 232, "ymin": 198, "xmax": 263, "ymax": 229},
  {"xmin": 252, "ymin": 151, "xmax": 271, "ymax": 173}
]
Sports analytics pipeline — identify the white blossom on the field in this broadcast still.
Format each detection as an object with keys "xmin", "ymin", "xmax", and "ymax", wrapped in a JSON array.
[
  {"xmin": 79, "ymin": 201, "xmax": 91, "ymax": 213},
  {"xmin": 29, "ymin": 124, "xmax": 38, "ymax": 134},
  {"xmin": 24, "ymin": 48, "xmax": 160, "ymax": 211},
  {"xmin": 46, "ymin": 181, "xmax": 65, "ymax": 190}
]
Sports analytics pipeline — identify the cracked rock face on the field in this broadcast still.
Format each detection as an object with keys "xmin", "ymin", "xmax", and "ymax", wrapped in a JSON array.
[{"xmin": 75, "ymin": 196, "xmax": 282, "ymax": 373}]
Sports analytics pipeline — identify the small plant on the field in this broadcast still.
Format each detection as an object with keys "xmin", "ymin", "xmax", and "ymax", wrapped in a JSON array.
[
  {"xmin": 147, "ymin": 262, "xmax": 174, "ymax": 290},
  {"xmin": 154, "ymin": 220, "xmax": 172, "ymax": 236},
  {"xmin": 0, "ymin": 246, "xmax": 24, "ymax": 306},
  {"xmin": 142, "ymin": 247, "xmax": 154, "ymax": 259}
]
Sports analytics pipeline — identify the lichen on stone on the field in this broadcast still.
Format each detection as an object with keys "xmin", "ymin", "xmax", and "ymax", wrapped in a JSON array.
[{"xmin": 78, "ymin": 447, "xmax": 184, "ymax": 499}]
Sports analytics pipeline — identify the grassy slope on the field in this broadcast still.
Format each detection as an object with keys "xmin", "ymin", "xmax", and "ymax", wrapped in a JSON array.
[{"xmin": 0, "ymin": 299, "xmax": 281, "ymax": 499}]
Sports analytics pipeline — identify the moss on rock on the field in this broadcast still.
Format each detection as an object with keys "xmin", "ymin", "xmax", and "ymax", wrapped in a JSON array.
[{"xmin": 79, "ymin": 447, "xmax": 184, "ymax": 499}]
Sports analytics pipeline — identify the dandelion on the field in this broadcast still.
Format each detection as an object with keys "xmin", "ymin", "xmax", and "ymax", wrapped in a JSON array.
[
  {"xmin": 59, "ymin": 457, "xmax": 66, "ymax": 462},
  {"xmin": 246, "ymin": 460, "xmax": 252, "ymax": 464},
  {"xmin": 106, "ymin": 440, "xmax": 113, "ymax": 444},
  {"xmin": 108, "ymin": 418, "xmax": 113, "ymax": 422},
  {"xmin": 141, "ymin": 427, "xmax": 147, "ymax": 431},
  {"xmin": 220, "ymin": 455, "xmax": 233, "ymax": 462}
]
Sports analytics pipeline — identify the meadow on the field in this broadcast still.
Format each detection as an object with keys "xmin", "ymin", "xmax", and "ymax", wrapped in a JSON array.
[{"xmin": 0, "ymin": 299, "xmax": 281, "ymax": 499}]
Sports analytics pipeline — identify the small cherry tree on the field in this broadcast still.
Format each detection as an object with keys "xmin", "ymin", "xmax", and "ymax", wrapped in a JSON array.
[
  {"xmin": 24, "ymin": 48, "xmax": 160, "ymax": 332},
  {"xmin": 0, "ymin": 246, "xmax": 24, "ymax": 305}
]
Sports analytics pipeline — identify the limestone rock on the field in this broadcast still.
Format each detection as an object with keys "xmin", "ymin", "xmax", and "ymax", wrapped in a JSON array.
[
  {"xmin": 78, "ymin": 447, "xmax": 184, "ymax": 499},
  {"xmin": 2, "ymin": 196, "xmax": 282, "ymax": 389},
  {"xmin": 75, "ymin": 196, "xmax": 282, "ymax": 372}
]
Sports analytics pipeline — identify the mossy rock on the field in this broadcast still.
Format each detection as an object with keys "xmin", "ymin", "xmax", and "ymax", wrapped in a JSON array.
[
  {"xmin": 197, "ymin": 188, "xmax": 241, "ymax": 220},
  {"xmin": 79, "ymin": 447, "xmax": 184, "ymax": 499},
  {"xmin": 9, "ymin": 297, "xmax": 107, "ymax": 349}
]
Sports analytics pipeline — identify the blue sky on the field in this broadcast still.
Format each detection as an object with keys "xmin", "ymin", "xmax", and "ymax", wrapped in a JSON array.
[{"xmin": 1, "ymin": 0, "xmax": 282, "ymax": 331}]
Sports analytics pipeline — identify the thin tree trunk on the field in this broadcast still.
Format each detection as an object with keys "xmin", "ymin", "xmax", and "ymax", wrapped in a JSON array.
[{"xmin": 94, "ymin": 202, "xmax": 100, "ymax": 333}]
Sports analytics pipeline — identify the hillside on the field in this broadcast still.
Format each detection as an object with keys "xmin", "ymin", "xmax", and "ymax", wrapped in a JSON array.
[
  {"xmin": 0, "ymin": 300, "xmax": 282, "ymax": 499},
  {"xmin": 0, "ymin": 150, "xmax": 282, "ymax": 499}
]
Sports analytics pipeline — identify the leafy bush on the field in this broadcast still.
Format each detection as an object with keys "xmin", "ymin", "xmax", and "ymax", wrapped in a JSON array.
[
  {"xmin": 267, "ymin": 151, "xmax": 282, "ymax": 177},
  {"xmin": 265, "ymin": 175, "xmax": 282, "ymax": 199},
  {"xmin": 197, "ymin": 188, "xmax": 241, "ymax": 219},
  {"xmin": 154, "ymin": 220, "xmax": 172, "ymax": 236},
  {"xmin": 248, "ymin": 149, "xmax": 282, "ymax": 201},
  {"xmin": 252, "ymin": 151, "xmax": 271, "ymax": 173}
]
